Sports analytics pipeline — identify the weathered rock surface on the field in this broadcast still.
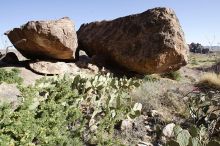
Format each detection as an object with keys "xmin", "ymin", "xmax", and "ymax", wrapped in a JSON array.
[
  {"xmin": 77, "ymin": 7, "xmax": 188, "ymax": 74},
  {"xmin": 29, "ymin": 61, "xmax": 80, "ymax": 75},
  {"xmin": 5, "ymin": 17, "xmax": 78, "ymax": 60}
]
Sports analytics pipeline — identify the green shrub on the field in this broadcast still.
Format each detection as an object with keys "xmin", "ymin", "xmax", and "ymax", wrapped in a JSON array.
[
  {"xmin": 186, "ymin": 88, "xmax": 220, "ymax": 136},
  {"xmin": 161, "ymin": 71, "xmax": 181, "ymax": 81},
  {"xmin": 143, "ymin": 75, "xmax": 159, "ymax": 82},
  {"xmin": 0, "ymin": 73, "xmax": 141, "ymax": 145},
  {"xmin": 166, "ymin": 87, "xmax": 220, "ymax": 146},
  {"xmin": 191, "ymin": 57, "xmax": 198, "ymax": 65},
  {"xmin": 0, "ymin": 68, "xmax": 23, "ymax": 84},
  {"xmin": 166, "ymin": 125, "xmax": 220, "ymax": 146}
]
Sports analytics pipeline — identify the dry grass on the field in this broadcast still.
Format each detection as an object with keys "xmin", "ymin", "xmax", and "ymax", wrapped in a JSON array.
[
  {"xmin": 131, "ymin": 78, "xmax": 188, "ymax": 122},
  {"xmin": 198, "ymin": 72, "xmax": 220, "ymax": 89},
  {"xmin": 188, "ymin": 52, "xmax": 220, "ymax": 68}
]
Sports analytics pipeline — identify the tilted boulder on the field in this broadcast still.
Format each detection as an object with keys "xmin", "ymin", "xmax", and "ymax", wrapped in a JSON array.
[
  {"xmin": 77, "ymin": 7, "xmax": 188, "ymax": 74},
  {"xmin": 5, "ymin": 17, "xmax": 78, "ymax": 60}
]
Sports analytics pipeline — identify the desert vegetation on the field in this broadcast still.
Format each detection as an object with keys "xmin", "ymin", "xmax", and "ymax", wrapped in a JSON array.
[
  {"xmin": 198, "ymin": 72, "xmax": 220, "ymax": 90},
  {"xmin": 0, "ymin": 56, "xmax": 219, "ymax": 146},
  {"xmin": 0, "ymin": 68, "xmax": 23, "ymax": 84},
  {"xmin": 0, "ymin": 70, "xmax": 143, "ymax": 145}
]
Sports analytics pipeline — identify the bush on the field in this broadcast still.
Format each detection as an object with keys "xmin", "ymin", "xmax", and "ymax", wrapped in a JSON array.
[
  {"xmin": 191, "ymin": 57, "xmax": 199, "ymax": 65},
  {"xmin": 143, "ymin": 75, "xmax": 159, "ymax": 82},
  {"xmin": 167, "ymin": 85, "xmax": 220, "ymax": 146},
  {"xmin": 197, "ymin": 72, "xmax": 220, "ymax": 89},
  {"xmin": 0, "ymin": 73, "xmax": 141, "ymax": 145},
  {"xmin": 161, "ymin": 71, "xmax": 181, "ymax": 81},
  {"xmin": 0, "ymin": 68, "xmax": 23, "ymax": 84},
  {"xmin": 166, "ymin": 87, "xmax": 220, "ymax": 145},
  {"xmin": 166, "ymin": 125, "xmax": 220, "ymax": 146}
]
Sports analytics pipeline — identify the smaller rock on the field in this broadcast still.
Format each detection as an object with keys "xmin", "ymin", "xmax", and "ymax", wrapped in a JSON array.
[
  {"xmin": 29, "ymin": 61, "xmax": 80, "ymax": 75},
  {"xmin": 121, "ymin": 119, "xmax": 133, "ymax": 131},
  {"xmin": 162, "ymin": 123, "xmax": 175, "ymax": 138},
  {"xmin": 29, "ymin": 61, "xmax": 69, "ymax": 75},
  {"xmin": 149, "ymin": 110, "xmax": 161, "ymax": 117},
  {"xmin": 1, "ymin": 52, "xmax": 19, "ymax": 64},
  {"xmin": 88, "ymin": 64, "xmax": 99, "ymax": 73}
]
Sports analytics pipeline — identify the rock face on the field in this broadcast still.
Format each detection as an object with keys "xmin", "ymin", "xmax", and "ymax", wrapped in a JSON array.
[
  {"xmin": 77, "ymin": 7, "xmax": 188, "ymax": 74},
  {"xmin": 5, "ymin": 17, "xmax": 78, "ymax": 60}
]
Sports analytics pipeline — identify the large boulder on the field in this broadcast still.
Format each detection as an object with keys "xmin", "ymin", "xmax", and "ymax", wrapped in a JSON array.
[
  {"xmin": 5, "ymin": 17, "xmax": 78, "ymax": 60},
  {"xmin": 77, "ymin": 7, "xmax": 188, "ymax": 74}
]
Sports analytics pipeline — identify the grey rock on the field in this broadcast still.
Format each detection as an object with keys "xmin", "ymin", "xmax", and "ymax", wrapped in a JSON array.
[{"xmin": 162, "ymin": 123, "xmax": 175, "ymax": 137}]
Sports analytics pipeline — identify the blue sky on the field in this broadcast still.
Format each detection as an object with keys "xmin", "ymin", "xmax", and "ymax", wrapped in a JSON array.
[{"xmin": 0, "ymin": 0, "xmax": 219, "ymax": 48}]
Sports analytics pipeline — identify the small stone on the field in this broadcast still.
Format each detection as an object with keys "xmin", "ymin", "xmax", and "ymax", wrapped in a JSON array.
[
  {"xmin": 121, "ymin": 119, "xmax": 133, "ymax": 131},
  {"xmin": 88, "ymin": 63, "xmax": 99, "ymax": 73},
  {"xmin": 145, "ymin": 125, "xmax": 153, "ymax": 132},
  {"xmin": 149, "ymin": 110, "xmax": 161, "ymax": 117},
  {"xmin": 162, "ymin": 123, "xmax": 175, "ymax": 138}
]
